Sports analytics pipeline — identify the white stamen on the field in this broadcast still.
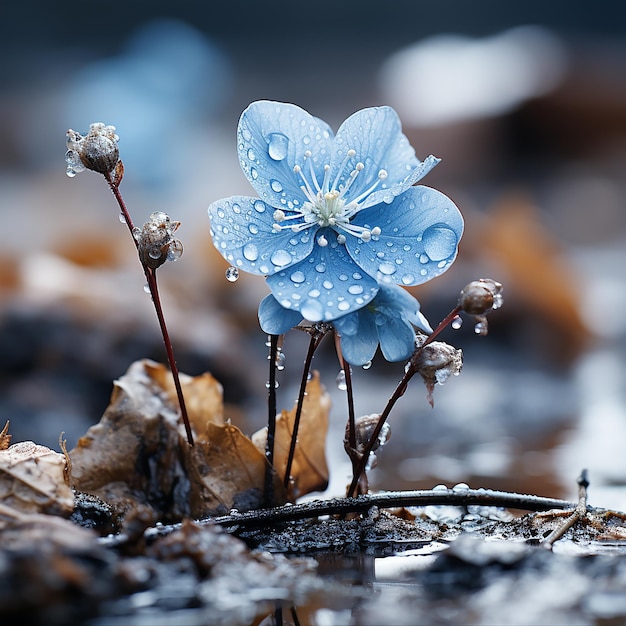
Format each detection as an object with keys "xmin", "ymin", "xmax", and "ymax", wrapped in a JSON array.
[{"xmin": 270, "ymin": 147, "xmax": 393, "ymax": 247}]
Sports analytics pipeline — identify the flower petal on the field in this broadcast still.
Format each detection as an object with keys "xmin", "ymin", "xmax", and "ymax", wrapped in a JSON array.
[
  {"xmin": 334, "ymin": 310, "xmax": 379, "ymax": 366},
  {"xmin": 331, "ymin": 107, "xmax": 419, "ymax": 200},
  {"xmin": 208, "ymin": 196, "xmax": 315, "ymax": 275},
  {"xmin": 377, "ymin": 315, "xmax": 417, "ymax": 362},
  {"xmin": 346, "ymin": 186, "xmax": 464, "ymax": 286},
  {"xmin": 237, "ymin": 100, "xmax": 334, "ymax": 210},
  {"xmin": 361, "ymin": 154, "xmax": 440, "ymax": 210},
  {"xmin": 376, "ymin": 283, "xmax": 433, "ymax": 334},
  {"xmin": 258, "ymin": 294, "xmax": 303, "ymax": 335},
  {"xmin": 266, "ymin": 229, "xmax": 379, "ymax": 322}
]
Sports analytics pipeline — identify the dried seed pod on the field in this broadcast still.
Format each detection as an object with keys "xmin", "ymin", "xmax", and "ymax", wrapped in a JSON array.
[
  {"xmin": 65, "ymin": 122, "xmax": 120, "ymax": 176},
  {"xmin": 134, "ymin": 211, "xmax": 183, "ymax": 270},
  {"xmin": 413, "ymin": 340, "xmax": 463, "ymax": 407},
  {"xmin": 458, "ymin": 279, "xmax": 503, "ymax": 315}
]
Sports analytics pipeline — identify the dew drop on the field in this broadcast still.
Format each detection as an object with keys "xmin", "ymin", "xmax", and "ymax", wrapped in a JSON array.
[
  {"xmin": 401, "ymin": 274, "xmax": 415, "ymax": 285},
  {"xmin": 275, "ymin": 351, "xmax": 286, "ymax": 370},
  {"xmin": 119, "ymin": 212, "xmax": 126, "ymax": 223},
  {"xmin": 290, "ymin": 271, "xmax": 305, "ymax": 283},
  {"xmin": 451, "ymin": 315, "xmax": 463, "ymax": 330},
  {"xmin": 336, "ymin": 369, "xmax": 347, "ymax": 391},
  {"xmin": 166, "ymin": 239, "xmax": 183, "ymax": 262},
  {"xmin": 243, "ymin": 243, "xmax": 259, "ymax": 261},
  {"xmin": 338, "ymin": 301, "xmax": 350, "ymax": 311},
  {"xmin": 148, "ymin": 248, "xmax": 162, "ymax": 260},
  {"xmin": 348, "ymin": 284, "xmax": 364, "ymax": 295},
  {"xmin": 247, "ymin": 148, "xmax": 256, "ymax": 161},
  {"xmin": 250, "ymin": 168, "xmax": 258, "ymax": 180},
  {"xmin": 225, "ymin": 266, "xmax": 239, "ymax": 282},
  {"xmin": 474, "ymin": 320, "xmax": 488, "ymax": 335},
  {"xmin": 248, "ymin": 224, "xmax": 259, "ymax": 235},
  {"xmin": 315, "ymin": 263, "xmax": 326, "ymax": 273},
  {"xmin": 265, "ymin": 380, "xmax": 280, "ymax": 389},
  {"xmin": 66, "ymin": 167, "xmax": 77, "ymax": 178},
  {"xmin": 378, "ymin": 261, "xmax": 396, "ymax": 276},
  {"xmin": 268, "ymin": 133, "xmax": 289, "ymax": 161},
  {"xmin": 143, "ymin": 282, "xmax": 151, "ymax": 294},
  {"xmin": 270, "ymin": 179, "xmax": 284, "ymax": 193},
  {"xmin": 362, "ymin": 360, "xmax": 372, "ymax": 370},
  {"xmin": 307, "ymin": 289, "xmax": 320, "ymax": 298},
  {"xmin": 422, "ymin": 225, "xmax": 458, "ymax": 261},
  {"xmin": 322, "ymin": 280, "xmax": 334, "ymax": 290},
  {"xmin": 254, "ymin": 200, "xmax": 266, "ymax": 213},
  {"xmin": 270, "ymin": 249, "xmax": 292, "ymax": 267}
]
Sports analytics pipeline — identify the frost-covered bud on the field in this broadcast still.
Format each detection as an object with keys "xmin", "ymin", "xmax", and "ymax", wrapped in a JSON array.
[
  {"xmin": 65, "ymin": 122, "xmax": 120, "ymax": 177},
  {"xmin": 413, "ymin": 340, "xmax": 463, "ymax": 407},
  {"xmin": 458, "ymin": 279, "xmax": 503, "ymax": 316},
  {"xmin": 133, "ymin": 211, "xmax": 183, "ymax": 270}
]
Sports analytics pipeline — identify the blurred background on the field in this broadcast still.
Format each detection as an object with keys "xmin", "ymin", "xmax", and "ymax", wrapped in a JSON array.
[{"xmin": 1, "ymin": 1, "xmax": 625, "ymax": 508}]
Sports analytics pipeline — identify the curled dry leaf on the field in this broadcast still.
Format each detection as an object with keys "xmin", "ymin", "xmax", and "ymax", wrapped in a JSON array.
[
  {"xmin": 188, "ymin": 423, "xmax": 286, "ymax": 514},
  {"xmin": 0, "ymin": 421, "xmax": 11, "ymax": 450},
  {"xmin": 252, "ymin": 371, "xmax": 330, "ymax": 501},
  {"xmin": 0, "ymin": 440, "xmax": 74, "ymax": 518},
  {"xmin": 141, "ymin": 358, "xmax": 225, "ymax": 438},
  {"xmin": 70, "ymin": 359, "xmax": 284, "ymax": 525}
]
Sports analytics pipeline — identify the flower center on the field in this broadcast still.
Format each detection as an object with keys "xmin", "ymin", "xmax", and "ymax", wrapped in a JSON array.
[{"xmin": 271, "ymin": 149, "xmax": 386, "ymax": 245}]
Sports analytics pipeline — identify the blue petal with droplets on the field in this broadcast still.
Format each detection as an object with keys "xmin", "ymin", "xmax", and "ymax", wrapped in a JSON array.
[
  {"xmin": 362, "ymin": 155, "xmax": 440, "ymax": 210},
  {"xmin": 345, "ymin": 186, "xmax": 464, "ymax": 286},
  {"xmin": 377, "ymin": 282, "xmax": 433, "ymax": 334},
  {"xmin": 331, "ymin": 106, "xmax": 420, "ymax": 204},
  {"xmin": 334, "ymin": 310, "xmax": 379, "ymax": 366},
  {"xmin": 266, "ymin": 228, "xmax": 379, "ymax": 322},
  {"xmin": 258, "ymin": 294, "xmax": 303, "ymax": 335},
  {"xmin": 208, "ymin": 195, "xmax": 315, "ymax": 275},
  {"xmin": 237, "ymin": 100, "xmax": 334, "ymax": 211}
]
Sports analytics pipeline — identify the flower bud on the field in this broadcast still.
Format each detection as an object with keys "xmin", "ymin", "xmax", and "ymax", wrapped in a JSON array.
[
  {"xmin": 413, "ymin": 340, "xmax": 463, "ymax": 407},
  {"xmin": 458, "ymin": 279, "xmax": 503, "ymax": 315},
  {"xmin": 65, "ymin": 122, "xmax": 120, "ymax": 177},
  {"xmin": 133, "ymin": 211, "xmax": 183, "ymax": 270}
]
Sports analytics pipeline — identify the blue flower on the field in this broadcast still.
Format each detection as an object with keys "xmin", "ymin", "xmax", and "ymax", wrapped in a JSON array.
[
  {"xmin": 258, "ymin": 284, "xmax": 432, "ymax": 367},
  {"xmin": 208, "ymin": 100, "xmax": 463, "ymax": 322}
]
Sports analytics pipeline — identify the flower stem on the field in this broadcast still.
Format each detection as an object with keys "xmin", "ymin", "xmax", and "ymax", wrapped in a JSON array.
[
  {"xmin": 103, "ymin": 172, "xmax": 194, "ymax": 446},
  {"xmin": 283, "ymin": 328, "xmax": 327, "ymax": 491},
  {"xmin": 346, "ymin": 304, "xmax": 462, "ymax": 497},
  {"xmin": 264, "ymin": 334, "xmax": 279, "ymax": 507}
]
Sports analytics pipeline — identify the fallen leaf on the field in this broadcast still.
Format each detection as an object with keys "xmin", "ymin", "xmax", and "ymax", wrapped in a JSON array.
[
  {"xmin": 142, "ymin": 359, "xmax": 225, "ymax": 438},
  {"xmin": 0, "ymin": 421, "xmax": 11, "ymax": 450},
  {"xmin": 70, "ymin": 358, "xmax": 285, "ymax": 524},
  {"xmin": 0, "ymin": 440, "xmax": 74, "ymax": 517},
  {"xmin": 252, "ymin": 371, "xmax": 330, "ymax": 500}
]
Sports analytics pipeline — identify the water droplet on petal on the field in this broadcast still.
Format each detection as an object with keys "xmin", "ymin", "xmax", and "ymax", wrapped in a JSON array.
[
  {"xmin": 248, "ymin": 224, "xmax": 259, "ymax": 234},
  {"xmin": 290, "ymin": 271, "xmax": 305, "ymax": 283},
  {"xmin": 270, "ymin": 249, "xmax": 292, "ymax": 267},
  {"xmin": 338, "ymin": 301, "xmax": 350, "ymax": 311},
  {"xmin": 270, "ymin": 179, "xmax": 284, "ymax": 193},
  {"xmin": 348, "ymin": 285, "xmax": 364, "ymax": 295},
  {"xmin": 225, "ymin": 266, "xmax": 239, "ymax": 282},
  {"xmin": 422, "ymin": 225, "xmax": 458, "ymax": 261},
  {"xmin": 336, "ymin": 369, "xmax": 347, "ymax": 391},
  {"xmin": 378, "ymin": 261, "xmax": 396, "ymax": 276},
  {"xmin": 254, "ymin": 200, "xmax": 266, "ymax": 213},
  {"xmin": 267, "ymin": 133, "xmax": 289, "ymax": 161},
  {"xmin": 362, "ymin": 360, "xmax": 372, "ymax": 370},
  {"xmin": 243, "ymin": 243, "xmax": 259, "ymax": 261}
]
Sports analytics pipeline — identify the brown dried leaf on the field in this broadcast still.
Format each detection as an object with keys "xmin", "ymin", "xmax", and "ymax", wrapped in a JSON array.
[
  {"xmin": 70, "ymin": 359, "xmax": 199, "ymax": 522},
  {"xmin": 252, "ymin": 370, "xmax": 330, "ymax": 501},
  {"xmin": 187, "ymin": 422, "xmax": 286, "ymax": 516},
  {"xmin": 0, "ymin": 441, "xmax": 74, "ymax": 517},
  {"xmin": 141, "ymin": 359, "xmax": 225, "ymax": 438},
  {"xmin": 70, "ymin": 358, "xmax": 283, "ymax": 524},
  {"xmin": 0, "ymin": 421, "xmax": 11, "ymax": 450}
]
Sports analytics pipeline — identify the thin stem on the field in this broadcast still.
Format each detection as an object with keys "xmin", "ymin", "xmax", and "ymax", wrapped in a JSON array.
[
  {"xmin": 264, "ymin": 334, "xmax": 279, "ymax": 507},
  {"xmin": 146, "ymin": 269, "xmax": 194, "ymax": 446},
  {"xmin": 283, "ymin": 329, "xmax": 326, "ymax": 491},
  {"xmin": 346, "ymin": 304, "xmax": 463, "ymax": 497},
  {"xmin": 103, "ymin": 172, "xmax": 193, "ymax": 446},
  {"xmin": 104, "ymin": 172, "xmax": 136, "ymax": 236},
  {"xmin": 343, "ymin": 358, "xmax": 356, "ymax": 452}
]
